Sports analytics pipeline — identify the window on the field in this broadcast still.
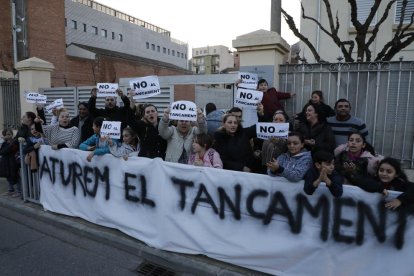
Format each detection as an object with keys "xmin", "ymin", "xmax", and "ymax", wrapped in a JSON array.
[
  {"xmin": 65, "ymin": 18, "xmax": 67, "ymax": 27},
  {"xmin": 101, "ymin": 29, "xmax": 107, "ymax": 38},
  {"xmin": 157, "ymin": 45, "xmax": 160, "ymax": 52},
  {"xmin": 119, "ymin": 34, "xmax": 123, "ymax": 42},
  {"xmin": 213, "ymin": 49, "xmax": 217, "ymax": 53},
  {"xmin": 355, "ymin": 0, "xmax": 377, "ymax": 25},
  {"xmin": 204, "ymin": 50, "xmax": 207, "ymax": 54},
  {"xmin": 83, "ymin": 23, "xmax": 87, "ymax": 32},
  {"xmin": 146, "ymin": 42, "xmax": 150, "ymax": 49},
  {"xmin": 92, "ymin": 26, "xmax": 98, "ymax": 35},
  {"xmin": 177, "ymin": 51, "xmax": 180, "ymax": 58},
  {"xmin": 196, "ymin": 51, "xmax": 199, "ymax": 55},
  {"xmin": 168, "ymin": 49, "xmax": 170, "ymax": 55},
  {"xmin": 163, "ymin": 47, "xmax": 166, "ymax": 54},
  {"xmin": 172, "ymin": 50, "xmax": 175, "ymax": 56},
  {"xmin": 112, "ymin": 32, "xmax": 115, "ymax": 40},
  {"xmin": 151, "ymin": 44, "xmax": 155, "ymax": 50},
  {"xmin": 71, "ymin": 20, "xmax": 77, "ymax": 30},
  {"xmin": 181, "ymin": 53, "xmax": 184, "ymax": 58},
  {"xmin": 395, "ymin": 0, "xmax": 414, "ymax": 23}
]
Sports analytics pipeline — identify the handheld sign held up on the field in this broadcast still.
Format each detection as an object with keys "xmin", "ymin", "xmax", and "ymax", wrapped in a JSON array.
[
  {"xmin": 129, "ymin": 75, "xmax": 161, "ymax": 100},
  {"xmin": 100, "ymin": 121, "xmax": 121, "ymax": 139},
  {"xmin": 45, "ymin": 98, "xmax": 64, "ymax": 114},
  {"xmin": 238, "ymin": 72, "xmax": 258, "ymax": 89},
  {"xmin": 97, "ymin": 83, "xmax": 118, "ymax": 97},
  {"xmin": 234, "ymin": 88, "xmax": 263, "ymax": 109},
  {"xmin": 25, "ymin": 91, "xmax": 47, "ymax": 104},
  {"xmin": 256, "ymin": 123, "xmax": 289, "ymax": 140},
  {"xmin": 169, "ymin": 101, "xmax": 197, "ymax": 122}
]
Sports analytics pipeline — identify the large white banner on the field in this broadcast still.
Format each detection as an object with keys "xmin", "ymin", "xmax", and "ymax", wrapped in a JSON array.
[{"xmin": 38, "ymin": 146, "xmax": 414, "ymax": 276}]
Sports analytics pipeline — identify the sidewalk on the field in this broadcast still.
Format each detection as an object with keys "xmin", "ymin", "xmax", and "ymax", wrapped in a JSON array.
[{"xmin": 0, "ymin": 178, "xmax": 267, "ymax": 276}]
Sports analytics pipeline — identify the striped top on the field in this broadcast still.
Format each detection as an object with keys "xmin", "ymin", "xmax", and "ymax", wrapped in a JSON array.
[
  {"xmin": 42, "ymin": 124, "xmax": 81, "ymax": 148},
  {"xmin": 327, "ymin": 116, "xmax": 369, "ymax": 147}
]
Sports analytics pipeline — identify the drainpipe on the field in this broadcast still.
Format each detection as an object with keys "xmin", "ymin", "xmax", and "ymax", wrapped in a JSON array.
[{"xmin": 11, "ymin": 0, "xmax": 18, "ymax": 68}]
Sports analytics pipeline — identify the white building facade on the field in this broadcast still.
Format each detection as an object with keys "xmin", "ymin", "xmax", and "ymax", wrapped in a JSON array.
[
  {"xmin": 299, "ymin": 0, "xmax": 414, "ymax": 63},
  {"xmin": 191, "ymin": 45, "xmax": 235, "ymax": 74},
  {"xmin": 65, "ymin": 0, "xmax": 188, "ymax": 69}
]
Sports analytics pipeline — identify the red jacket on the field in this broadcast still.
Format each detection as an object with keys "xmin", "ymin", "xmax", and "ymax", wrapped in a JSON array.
[{"xmin": 261, "ymin": 87, "xmax": 291, "ymax": 121}]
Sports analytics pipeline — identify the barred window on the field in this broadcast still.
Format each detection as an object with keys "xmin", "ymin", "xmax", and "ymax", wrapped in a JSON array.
[
  {"xmin": 395, "ymin": 0, "xmax": 414, "ymax": 23},
  {"xmin": 354, "ymin": 0, "xmax": 377, "ymax": 26}
]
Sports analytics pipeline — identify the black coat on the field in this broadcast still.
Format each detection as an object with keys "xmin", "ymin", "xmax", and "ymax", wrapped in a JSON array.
[
  {"xmin": 88, "ymin": 95, "xmax": 130, "ymax": 130},
  {"xmin": 70, "ymin": 115, "xmax": 94, "ymax": 143},
  {"xmin": 213, "ymin": 125, "xmax": 256, "ymax": 171},
  {"xmin": 128, "ymin": 118, "xmax": 167, "ymax": 160},
  {"xmin": 0, "ymin": 141, "xmax": 19, "ymax": 181},
  {"xmin": 299, "ymin": 121, "xmax": 336, "ymax": 153}
]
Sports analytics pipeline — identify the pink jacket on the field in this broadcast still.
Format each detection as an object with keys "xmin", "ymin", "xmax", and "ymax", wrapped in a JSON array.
[
  {"xmin": 334, "ymin": 144, "xmax": 384, "ymax": 175},
  {"xmin": 188, "ymin": 148, "xmax": 223, "ymax": 169}
]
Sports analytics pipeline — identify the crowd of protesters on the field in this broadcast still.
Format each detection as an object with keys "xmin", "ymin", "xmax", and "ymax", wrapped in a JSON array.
[{"xmin": 0, "ymin": 81, "xmax": 413, "ymax": 212}]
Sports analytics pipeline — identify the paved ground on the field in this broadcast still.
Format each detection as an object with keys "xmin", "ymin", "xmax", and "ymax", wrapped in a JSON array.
[{"xmin": 0, "ymin": 177, "xmax": 268, "ymax": 276}]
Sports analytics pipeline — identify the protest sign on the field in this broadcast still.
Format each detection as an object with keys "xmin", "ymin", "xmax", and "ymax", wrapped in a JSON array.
[
  {"xmin": 256, "ymin": 123, "xmax": 289, "ymax": 140},
  {"xmin": 234, "ymin": 88, "xmax": 263, "ymax": 109},
  {"xmin": 100, "ymin": 121, "xmax": 121, "ymax": 139},
  {"xmin": 238, "ymin": 72, "xmax": 258, "ymax": 89},
  {"xmin": 129, "ymin": 76, "xmax": 161, "ymax": 99},
  {"xmin": 45, "ymin": 99, "xmax": 64, "ymax": 114},
  {"xmin": 25, "ymin": 91, "xmax": 47, "ymax": 104},
  {"xmin": 169, "ymin": 101, "xmax": 197, "ymax": 121},
  {"xmin": 97, "ymin": 83, "xmax": 118, "ymax": 97}
]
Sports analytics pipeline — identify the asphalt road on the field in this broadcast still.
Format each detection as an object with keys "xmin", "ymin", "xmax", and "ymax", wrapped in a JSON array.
[{"xmin": 0, "ymin": 205, "xmax": 142, "ymax": 276}]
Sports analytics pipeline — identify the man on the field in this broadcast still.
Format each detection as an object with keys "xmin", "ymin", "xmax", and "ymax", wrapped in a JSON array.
[
  {"xmin": 69, "ymin": 102, "xmax": 94, "ymax": 143},
  {"xmin": 228, "ymin": 107, "xmax": 243, "ymax": 124},
  {"xmin": 205, "ymin": 102, "xmax": 224, "ymax": 136},
  {"xmin": 88, "ymin": 87, "xmax": 130, "ymax": 130},
  {"xmin": 158, "ymin": 107, "xmax": 207, "ymax": 164},
  {"xmin": 127, "ymin": 104, "xmax": 167, "ymax": 160},
  {"xmin": 327, "ymin": 98, "xmax": 369, "ymax": 146}
]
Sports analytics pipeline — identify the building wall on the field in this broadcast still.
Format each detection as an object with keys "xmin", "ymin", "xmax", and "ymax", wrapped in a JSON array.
[
  {"xmin": 65, "ymin": 0, "xmax": 188, "ymax": 69},
  {"xmin": 0, "ymin": 0, "xmax": 14, "ymax": 72},
  {"xmin": 191, "ymin": 45, "xmax": 235, "ymax": 73},
  {"xmin": 300, "ymin": 0, "xmax": 414, "ymax": 62}
]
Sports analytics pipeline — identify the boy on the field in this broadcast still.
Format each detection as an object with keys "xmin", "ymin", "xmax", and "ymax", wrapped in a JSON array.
[{"xmin": 304, "ymin": 151, "xmax": 343, "ymax": 197}]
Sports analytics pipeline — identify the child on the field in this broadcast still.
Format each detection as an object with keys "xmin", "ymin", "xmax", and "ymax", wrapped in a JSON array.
[
  {"xmin": 79, "ymin": 117, "xmax": 118, "ymax": 162},
  {"xmin": 108, "ymin": 127, "xmax": 140, "ymax": 160},
  {"xmin": 376, "ymin": 158, "xmax": 414, "ymax": 210},
  {"xmin": 188, "ymin": 133, "xmax": 223, "ymax": 168},
  {"xmin": 267, "ymin": 132, "xmax": 312, "ymax": 182},
  {"xmin": 23, "ymin": 123, "xmax": 48, "ymax": 171},
  {"xmin": 304, "ymin": 150, "xmax": 343, "ymax": 197},
  {"xmin": 335, "ymin": 132, "xmax": 383, "ymax": 193},
  {"xmin": 0, "ymin": 128, "xmax": 21, "ymax": 196}
]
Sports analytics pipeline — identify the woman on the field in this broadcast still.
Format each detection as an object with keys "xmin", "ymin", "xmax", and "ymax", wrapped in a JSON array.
[
  {"xmin": 296, "ymin": 90, "xmax": 335, "ymax": 124},
  {"xmin": 213, "ymin": 114, "xmax": 256, "ymax": 172},
  {"xmin": 15, "ymin": 111, "xmax": 37, "ymax": 142},
  {"xmin": 267, "ymin": 132, "xmax": 312, "ymax": 182},
  {"xmin": 298, "ymin": 102, "xmax": 335, "ymax": 153},
  {"xmin": 261, "ymin": 110, "xmax": 289, "ymax": 168},
  {"xmin": 335, "ymin": 132, "xmax": 383, "ymax": 193},
  {"xmin": 377, "ymin": 158, "xmax": 414, "ymax": 210},
  {"xmin": 36, "ymin": 110, "xmax": 81, "ymax": 150},
  {"xmin": 188, "ymin": 133, "xmax": 222, "ymax": 168}
]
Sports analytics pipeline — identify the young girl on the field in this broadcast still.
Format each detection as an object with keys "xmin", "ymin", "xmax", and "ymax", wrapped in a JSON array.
[
  {"xmin": 108, "ymin": 127, "xmax": 140, "ymax": 160},
  {"xmin": 79, "ymin": 117, "xmax": 119, "ymax": 162},
  {"xmin": 0, "ymin": 128, "xmax": 21, "ymax": 196},
  {"xmin": 23, "ymin": 124, "xmax": 48, "ymax": 171},
  {"xmin": 335, "ymin": 132, "xmax": 383, "ymax": 192},
  {"xmin": 377, "ymin": 158, "xmax": 414, "ymax": 210},
  {"xmin": 267, "ymin": 132, "xmax": 312, "ymax": 182},
  {"xmin": 188, "ymin": 133, "xmax": 223, "ymax": 168}
]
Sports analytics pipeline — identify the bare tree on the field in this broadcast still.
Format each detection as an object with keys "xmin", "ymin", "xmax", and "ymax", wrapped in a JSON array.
[{"xmin": 281, "ymin": 0, "xmax": 414, "ymax": 62}]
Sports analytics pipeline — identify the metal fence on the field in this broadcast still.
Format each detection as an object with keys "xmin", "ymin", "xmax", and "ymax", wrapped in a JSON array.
[
  {"xmin": 0, "ymin": 78, "xmax": 20, "ymax": 129},
  {"xmin": 280, "ymin": 61, "xmax": 414, "ymax": 168},
  {"xmin": 19, "ymin": 142, "xmax": 40, "ymax": 204}
]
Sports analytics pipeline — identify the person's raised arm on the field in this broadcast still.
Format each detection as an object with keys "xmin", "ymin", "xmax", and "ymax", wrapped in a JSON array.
[{"xmin": 158, "ymin": 108, "xmax": 174, "ymax": 140}]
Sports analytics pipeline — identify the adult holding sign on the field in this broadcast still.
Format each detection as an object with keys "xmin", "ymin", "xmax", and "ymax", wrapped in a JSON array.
[
  {"xmin": 96, "ymin": 83, "xmax": 118, "ymax": 97},
  {"xmin": 158, "ymin": 101, "xmax": 206, "ymax": 164},
  {"xmin": 258, "ymin": 78, "xmax": 295, "ymax": 122},
  {"xmin": 88, "ymin": 87, "xmax": 130, "ymax": 131}
]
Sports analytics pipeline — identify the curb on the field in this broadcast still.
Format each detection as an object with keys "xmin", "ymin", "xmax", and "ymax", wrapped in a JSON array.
[{"xmin": 0, "ymin": 195, "xmax": 267, "ymax": 276}]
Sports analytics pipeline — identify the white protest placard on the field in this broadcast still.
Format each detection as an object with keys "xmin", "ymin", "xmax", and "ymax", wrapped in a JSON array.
[
  {"xmin": 45, "ymin": 98, "xmax": 64, "ymax": 114},
  {"xmin": 169, "ymin": 100, "xmax": 197, "ymax": 121},
  {"xmin": 234, "ymin": 88, "xmax": 263, "ymax": 109},
  {"xmin": 96, "ymin": 83, "xmax": 118, "ymax": 97},
  {"xmin": 100, "ymin": 121, "xmax": 121, "ymax": 139},
  {"xmin": 238, "ymin": 72, "xmax": 258, "ymax": 89},
  {"xmin": 129, "ymin": 75, "xmax": 161, "ymax": 100},
  {"xmin": 256, "ymin": 123, "xmax": 289, "ymax": 140},
  {"xmin": 25, "ymin": 91, "xmax": 47, "ymax": 104}
]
